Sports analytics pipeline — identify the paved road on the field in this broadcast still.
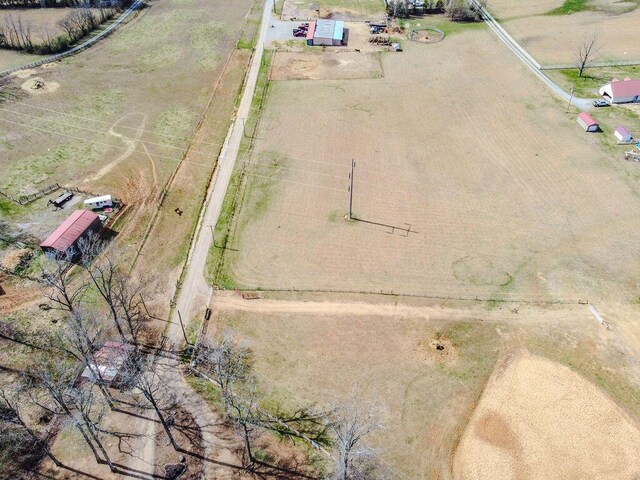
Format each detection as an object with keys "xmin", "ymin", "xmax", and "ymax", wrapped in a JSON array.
[
  {"xmin": 470, "ymin": 0, "xmax": 593, "ymax": 110},
  {"xmin": 167, "ymin": 0, "xmax": 272, "ymax": 344}
]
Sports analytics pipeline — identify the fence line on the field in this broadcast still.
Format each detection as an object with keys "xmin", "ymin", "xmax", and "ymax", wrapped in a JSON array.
[
  {"xmin": 0, "ymin": 0, "xmax": 143, "ymax": 78},
  {"xmin": 541, "ymin": 59, "xmax": 640, "ymax": 70},
  {"xmin": 223, "ymin": 286, "xmax": 581, "ymax": 306}
]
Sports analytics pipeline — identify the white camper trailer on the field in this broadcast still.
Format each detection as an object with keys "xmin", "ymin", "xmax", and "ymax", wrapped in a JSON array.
[{"xmin": 83, "ymin": 195, "xmax": 113, "ymax": 210}]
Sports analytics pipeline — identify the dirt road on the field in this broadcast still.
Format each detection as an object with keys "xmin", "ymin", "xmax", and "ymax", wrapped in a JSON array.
[{"xmin": 167, "ymin": 0, "xmax": 272, "ymax": 344}]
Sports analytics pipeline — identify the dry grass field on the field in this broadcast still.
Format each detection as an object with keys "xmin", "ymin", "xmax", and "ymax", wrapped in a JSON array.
[
  {"xmin": 217, "ymin": 28, "xmax": 640, "ymax": 304},
  {"xmin": 490, "ymin": 0, "xmax": 640, "ymax": 64},
  {"xmin": 281, "ymin": 0, "xmax": 386, "ymax": 20},
  {"xmin": 208, "ymin": 292, "xmax": 640, "ymax": 479},
  {"xmin": 454, "ymin": 351, "xmax": 640, "ymax": 479},
  {"xmin": 270, "ymin": 51, "xmax": 382, "ymax": 80},
  {"xmin": 0, "ymin": 0, "xmax": 260, "ymax": 314}
]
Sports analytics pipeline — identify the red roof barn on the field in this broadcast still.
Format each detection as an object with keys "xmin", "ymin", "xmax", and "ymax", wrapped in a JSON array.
[
  {"xmin": 40, "ymin": 210, "xmax": 102, "ymax": 254},
  {"xmin": 577, "ymin": 112, "xmax": 599, "ymax": 132}
]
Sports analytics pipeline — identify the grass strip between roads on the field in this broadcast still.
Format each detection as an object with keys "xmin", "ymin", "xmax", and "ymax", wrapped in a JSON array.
[{"xmin": 207, "ymin": 49, "xmax": 274, "ymax": 289}]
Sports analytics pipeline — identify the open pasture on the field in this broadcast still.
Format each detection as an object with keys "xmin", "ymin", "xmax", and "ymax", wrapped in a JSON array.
[
  {"xmin": 209, "ymin": 292, "xmax": 640, "ymax": 479},
  {"xmin": 218, "ymin": 28, "xmax": 640, "ymax": 303},
  {"xmin": 490, "ymin": 0, "xmax": 640, "ymax": 64},
  {"xmin": 281, "ymin": 0, "xmax": 386, "ymax": 20}
]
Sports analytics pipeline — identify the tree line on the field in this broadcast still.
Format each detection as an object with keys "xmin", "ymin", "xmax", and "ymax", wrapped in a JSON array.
[
  {"xmin": 387, "ymin": 0, "xmax": 487, "ymax": 21},
  {"xmin": 0, "ymin": 0, "xmax": 132, "ymax": 55}
]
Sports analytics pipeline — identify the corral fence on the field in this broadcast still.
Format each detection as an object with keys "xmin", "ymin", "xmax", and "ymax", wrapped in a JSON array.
[
  {"xmin": 0, "ymin": 0, "xmax": 143, "ymax": 78},
  {"xmin": 408, "ymin": 26, "xmax": 445, "ymax": 43},
  {"xmin": 0, "ymin": 183, "xmax": 61, "ymax": 205}
]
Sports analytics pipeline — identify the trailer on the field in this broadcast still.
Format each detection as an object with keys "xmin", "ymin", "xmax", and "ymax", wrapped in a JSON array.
[
  {"xmin": 83, "ymin": 195, "xmax": 113, "ymax": 210},
  {"xmin": 48, "ymin": 191, "xmax": 74, "ymax": 209}
]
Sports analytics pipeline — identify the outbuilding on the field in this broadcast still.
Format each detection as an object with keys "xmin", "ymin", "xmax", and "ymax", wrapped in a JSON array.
[
  {"xmin": 599, "ymin": 79, "xmax": 640, "ymax": 104},
  {"xmin": 80, "ymin": 341, "xmax": 136, "ymax": 388},
  {"xmin": 40, "ymin": 209, "xmax": 102, "ymax": 255},
  {"xmin": 310, "ymin": 19, "xmax": 345, "ymax": 46},
  {"xmin": 577, "ymin": 112, "xmax": 599, "ymax": 132},
  {"xmin": 84, "ymin": 195, "xmax": 113, "ymax": 210},
  {"xmin": 614, "ymin": 126, "xmax": 633, "ymax": 143}
]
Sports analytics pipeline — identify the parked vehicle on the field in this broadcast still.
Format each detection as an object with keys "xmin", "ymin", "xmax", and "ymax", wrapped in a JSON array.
[{"xmin": 593, "ymin": 99, "xmax": 610, "ymax": 107}]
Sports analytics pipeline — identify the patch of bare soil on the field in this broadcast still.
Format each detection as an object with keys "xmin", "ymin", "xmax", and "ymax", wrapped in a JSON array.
[
  {"xmin": 270, "ymin": 51, "xmax": 382, "ymax": 80},
  {"xmin": 10, "ymin": 68, "xmax": 37, "ymax": 79},
  {"xmin": 0, "ymin": 248, "xmax": 32, "ymax": 273},
  {"xmin": 417, "ymin": 337, "xmax": 458, "ymax": 365},
  {"xmin": 454, "ymin": 351, "xmax": 640, "ymax": 479},
  {"xmin": 21, "ymin": 77, "xmax": 59, "ymax": 94}
]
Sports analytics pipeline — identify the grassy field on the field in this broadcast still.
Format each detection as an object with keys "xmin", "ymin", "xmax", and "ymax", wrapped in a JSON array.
[
  {"xmin": 207, "ymin": 293, "xmax": 640, "ymax": 478},
  {"xmin": 490, "ymin": 0, "xmax": 640, "ymax": 63},
  {"xmin": 0, "ymin": 0, "xmax": 261, "ymax": 316},
  {"xmin": 212, "ymin": 27, "xmax": 640, "ymax": 304},
  {"xmin": 210, "ymin": 305, "xmax": 502, "ymax": 478},
  {"xmin": 281, "ymin": 0, "xmax": 386, "ymax": 20}
]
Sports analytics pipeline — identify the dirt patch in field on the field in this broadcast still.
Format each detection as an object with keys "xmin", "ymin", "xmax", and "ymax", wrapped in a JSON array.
[
  {"xmin": 270, "ymin": 51, "xmax": 382, "ymax": 80},
  {"xmin": 20, "ymin": 77, "xmax": 60, "ymax": 94},
  {"xmin": 454, "ymin": 351, "xmax": 640, "ymax": 479},
  {"xmin": 417, "ymin": 337, "xmax": 458, "ymax": 365},
  {"xmin": 10, "ymin": 68, "xmax": 37, "ymax": 79}
]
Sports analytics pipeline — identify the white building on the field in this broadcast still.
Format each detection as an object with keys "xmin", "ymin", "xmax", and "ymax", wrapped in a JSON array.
[
  {"xmin": 83, "ymin": 195, "xmax": 113, "ymax": 210},
  {"xmin": 599, "ymin": 79, "xmax": 640, "ymax": 104},
  {"xmin": 614, "ymin": 126, "xmax": 633, "ymax": 143}
]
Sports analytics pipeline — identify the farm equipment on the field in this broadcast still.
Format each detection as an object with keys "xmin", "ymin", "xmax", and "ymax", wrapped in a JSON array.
[
  {"xmin": 624, "ymin": 150, "xmax": 640, "ymax": 162},
  {"xmin": 369, "ymin": 36, "xmax": 392, "ymax": 45}
]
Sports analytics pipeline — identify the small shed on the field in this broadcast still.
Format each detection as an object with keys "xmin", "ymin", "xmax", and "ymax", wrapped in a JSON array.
[
  {"xmin": 40, "ymin": 210, "xmax": 102, "ymax": 255},
  {"xmin": 84, "ymin": 195, "xmax": 113, "ymax": 210},
  {"xmin": 577, "ymin": 112, "xmax": 599, "ymax": 132},
  {"xmin": 81, "ymin": 341, "xmax": 136, "ymax": 387},
  {"xmin": 614, "ymin": 126, "xmax": 633, "ymax": 143}
]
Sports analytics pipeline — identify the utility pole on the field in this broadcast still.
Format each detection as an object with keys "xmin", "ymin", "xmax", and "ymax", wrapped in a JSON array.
[
  {"xmin": 348, "ymin": 159, "xmax": 355, "ymax": 220},
  {"xmin": 177, "ymin": 309, "xmax": 189, "ymax": 345},
  {"xmin": 566, "ymin": 86, "xmax": 575, "ymax": 113}
]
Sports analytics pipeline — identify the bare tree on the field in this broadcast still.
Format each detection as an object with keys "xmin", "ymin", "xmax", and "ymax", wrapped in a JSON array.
[
  {"xmin": 0, "ymin": 384, "xmax": 64, "ymax": 469},
  {"xmin": 78, "ymin": 237, "xmax": 128, "ymax": 344},
  {"xmin": 26, "ymin": 359, "xmax": 117, "ymax": 472},
  {"xmin": 195, "ymin": 332, "xmax": 252, "ymax": 416},
  {"xmin": 120, "ymin": 355, "xmax": 180, "ymax": 450},
  {"xmin": 57, "ymin": 310, "xmax": 115, "ymax": 409},
  {"xmin": 576, "ymin": 33, "xmax": 600, "ymax": 77},
  {"xmin": 330, "ymin": 393, "xmax": 383, "ymax": 480},
  {"xmin": 39, "ymin": 249, "xmax": 87, "ymax": 312}
]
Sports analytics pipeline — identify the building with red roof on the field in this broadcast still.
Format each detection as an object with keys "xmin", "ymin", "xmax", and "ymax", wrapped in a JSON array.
[
  {"xmin": 599, "ymin": 79, "xmax": 640, "ymax": 104},
  {"xmin": 577, "ymin": 112, "xmax": 599, "ymax": 132},
  {"xmin": 40, "ymin": 209, "xmax": 102, "ymax": 254}
]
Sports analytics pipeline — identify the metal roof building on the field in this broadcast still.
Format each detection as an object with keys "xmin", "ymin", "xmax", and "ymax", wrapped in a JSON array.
[
  {"xmin": 81, "ymin": 341, "xmax": 136, "ymax": 387},
  {"xmin": 40, "ymin": 209, "xmax": 102, "ymax": 254},
  {"xmin": 599, "ymin": 79, "xmax": 640, "ymax": 104},
  {"xmin": 310, "ymin": 19, "xmax": 345, "ymax": 46},
  {"xmin": 577, "ymin": 112, "xmax": 599, "ymax": 132}
]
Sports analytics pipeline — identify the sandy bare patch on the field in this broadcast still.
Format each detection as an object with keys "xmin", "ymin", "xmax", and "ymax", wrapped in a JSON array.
[
  {"xmin": 41, "ymin": 62, "xmax": 57, "ymax": 69},
  {"xmin": 454, "ymin": 351, "xmax": 640, "ymax": 479},
  {"xmin": 20, "ymin": 77, "xmax": 59, "ymax": 94},
  {"xmin": 10, "ymin": 68, "xmax": 37, "ymax": 79},
  {"xmin": 270, "ymin": 51, "xmax": 382, "ymax": 80},
  {"xmin": 417, "ymin": 337, "xmax": 458, "ymax": 365}
]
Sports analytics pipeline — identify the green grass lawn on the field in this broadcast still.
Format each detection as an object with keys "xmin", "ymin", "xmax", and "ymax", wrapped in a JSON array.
[{"xmin": 547, "ymin": 0, "xmax": 591, "ymax": 15}]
